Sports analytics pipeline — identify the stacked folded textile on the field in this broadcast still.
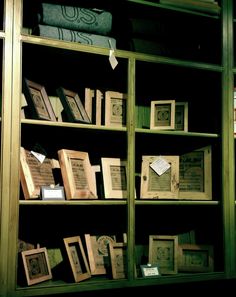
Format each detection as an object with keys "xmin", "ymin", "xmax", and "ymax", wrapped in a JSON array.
[{"xmin": 35, "ymin": 3, "xmax": 116, "ymax": 49}]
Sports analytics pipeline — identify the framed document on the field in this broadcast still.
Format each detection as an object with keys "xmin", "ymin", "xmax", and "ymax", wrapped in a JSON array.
[
  {"xmin": 58, "ymin": 149, "xmax": 97, "ymax": 200},
  {"xmin": 21, "ymin": 247, "xmax": 52, "ymax": 286},
  {"xmin": 178, "ymin": 244, "xmax": 214, "ymax": 272},
  {"xmin": 175, "ymin": 102, "xmax": 188, "ymax": 131},
  {"xmin": 109, "ymin": 242, "xmax": 127, "ymax": 279},
  {"xmin": 149, "ymin": 235, "xmax": 178, "ymax": 275},
  {"xmin": 140, "ymin": 155, "xmax": 179, "ymax": 199},
  {"xmin": 179, "ymin": 146, "xmax": 212, "ymax": 200},
  {"xmin": 150, "ymin": 100, "xmax": 175, "ymax": 130},
  {"xmin": 84, "ymin": 234, "xmax": 116, "ymax": 275},
  {"xmin": 20, "ymin": 147, "xmax": 57, "ymax": 199},
  {"xmin": 105, "ymin": 91, "xmax": 127, "ymax": 127},
  {"xmin": 57, "ymin": 87, "xmax": 91, "ymax": 123},
  {"xmin": 23, "ymin": 78, "xmax": 57, "ymax": 121},
  {"xmin": 101, "ymin": 158, "xmax": 128, "ymax": 199},
  {"xmin": 63, "ymin": 236, "xmax": 91, "ymax": 283}
]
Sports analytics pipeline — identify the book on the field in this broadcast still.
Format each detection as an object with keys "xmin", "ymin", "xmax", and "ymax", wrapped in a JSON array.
[{"xmin": 159, "ymin": 0, "xmax": 221, "ymax": 15}]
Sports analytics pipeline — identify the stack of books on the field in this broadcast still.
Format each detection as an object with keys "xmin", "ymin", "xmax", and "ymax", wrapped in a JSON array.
[{"xmin": 159, "ymin": 0, "xmax": 221, "ymax": 15}]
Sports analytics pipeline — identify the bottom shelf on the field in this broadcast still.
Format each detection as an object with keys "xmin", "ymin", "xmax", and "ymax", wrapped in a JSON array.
[{"xmin": 14, "ymin": 272, "xmax": 226, "ymax": 297}]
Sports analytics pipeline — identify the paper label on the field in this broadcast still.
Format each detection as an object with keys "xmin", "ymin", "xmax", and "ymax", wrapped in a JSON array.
[
  {"xmin": 109, "ymin": 49, "xmax": 118, "ymax": 70},
  {"xmin": 31, "ymin": 150, "xmax": 46, "ymax": 163},
  {"xmin": 43, "ymin": 189, "xmax": 63, "ymax": 199},
  {"xmin": 143, "ymin": 266, "xmax": 159, "ymax": 276},
  {"xmin": 150, "ymin": 157, "xmax": 170, "ymax": 176}
]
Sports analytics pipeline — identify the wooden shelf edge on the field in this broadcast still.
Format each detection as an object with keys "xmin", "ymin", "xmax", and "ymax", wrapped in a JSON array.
[
  {"xmin": 13, "ymin": 271, "xmax": 226, "ymax": 297},
  {"xmin": 19, "ymin": 200, "xmax": 127, "ymax": 206},
  {"xmin": 135, "ymin": 200, "xmax": 220, "ymax": 206}
]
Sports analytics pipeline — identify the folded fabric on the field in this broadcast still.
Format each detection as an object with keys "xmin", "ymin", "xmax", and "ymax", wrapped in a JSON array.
[
  {"xmin": 36, "ymin": 24, "xmax": 116, "ymax": 49},
  {"xmin": 38, "ymin": 3, "xmax": 112, "ymax": 35}
]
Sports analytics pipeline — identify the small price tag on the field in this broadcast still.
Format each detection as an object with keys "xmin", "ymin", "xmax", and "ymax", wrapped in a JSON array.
[
  {"xmin": 41, "ymin": 185, "xmax": 65, "ymax": 200},
  {"xmin": 141, "ymin": 264, "xmax": 160, "ymax": 278},
  {"xmin": 150, "ymin": 157, "xmax": 170, "ymax": 176},
  {"xmin": 108, "ymin": 39, "xmax": 118, "ymax": 69},
  {"xmin": 31, "ymin": 150, "xmax": 46, "ymax": 163},
  {"xmin": 109, "ymin": 49, "xmax": 118, "ymax": 70}
]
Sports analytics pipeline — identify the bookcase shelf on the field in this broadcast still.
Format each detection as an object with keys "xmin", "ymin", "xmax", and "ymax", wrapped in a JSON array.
[{"xmin": 1, "ymin": 0, "xmax": 236, "ymax": 296}]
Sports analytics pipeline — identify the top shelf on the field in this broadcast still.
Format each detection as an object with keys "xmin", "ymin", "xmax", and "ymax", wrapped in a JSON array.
[
  {"xmin": 128, "ymin": 0, "xmax": 221, "ymax": 18},
  {"xmin": 22, "ymin": 0, "xmax": 222, "ymax": 65}
]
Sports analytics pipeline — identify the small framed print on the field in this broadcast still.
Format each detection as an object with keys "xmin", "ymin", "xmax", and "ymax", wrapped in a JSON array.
[
  {"xmin": 105, "ymin": 91, "xmax": 127, "ymax": 127},
  {"xmin": 23, "ymin": 78, "xmax": 57, "ymax": 121},
  {"xmin": 178, "ymin": 244, "xmax": 214, "ymax": 272},
  {"xmin": 63, "ymin": 236, "xmax": 91, "ymax": 283},
  {"xmin": 84, "ymin": 234, "xmax": 116, "ymax": 275},
  {"xmin": 141, "ymin": 264, "xmax": 160, "ymax": 278},
  {"xmin": 21, "ymin": 247, "xmax": 52, "ymax": 286},
  {"xmin": 148, "ymin": 235, "xmax": 178, "ymax": 275},
  {"xmin": 101, "ymin": 157, "xmax": 128, "ymax": 199},
  {"xmin": 109, "ymin": 242, "xmax": 127, "ymax": 279},
  {"xmin": 20, "ymin": 147, "xmax": 57, "ymax": 199},
  {"xmin": 150, "ymin": 100, "xmax": 175, "ymax": 130},
  {"xmin": 140, "ymin": 155, "xmax": 179, "ymax": 199},
  {"xmin": 175, "ymin": 102, "xmax": 188, "ymax": 132},
  {"xmin": 57, "ymin": 87, "xmax": 91, "ymax": 123},
  {"xmin": 179, "ymin": 146, "xmax": 212, "ymax": 200},
  {"xmin": 58, "ymin": 149, "xmax": 97, "ymax": 199}
]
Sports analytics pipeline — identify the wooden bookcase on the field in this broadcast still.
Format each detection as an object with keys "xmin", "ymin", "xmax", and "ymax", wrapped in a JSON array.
[{"xmin": 0, "ymin": 0, "xmax": 236, "ymax": 296}]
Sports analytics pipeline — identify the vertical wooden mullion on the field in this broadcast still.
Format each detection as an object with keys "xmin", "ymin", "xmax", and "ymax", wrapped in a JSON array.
[
  {"xmin": 0, "ymin": 0, "xmax": 14, "ymax": 296},
  {"xmin": 127, "ymin": 57, "xmax": 136, "ymax": 280},
  {"xmin": 7, "ymin": 0, "xmax": 22, "ymax": 294},
  {"xmin": 221, "ymin": 0, "xmax": 235, "ymax": 277}
]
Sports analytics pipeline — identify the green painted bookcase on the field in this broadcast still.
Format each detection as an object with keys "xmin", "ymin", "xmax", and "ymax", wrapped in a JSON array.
[{"xmin": 0, "ymin": 0, "xmax": 235, "ymax": 296}]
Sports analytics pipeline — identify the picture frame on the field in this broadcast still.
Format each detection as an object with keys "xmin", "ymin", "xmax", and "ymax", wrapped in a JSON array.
[
  {"xmin": 140, "ymin": 155, "xmax": 179, "ymax": 199},
  {"xmin": 23, "ymin": 78, "xmax": 57, "ymax": 121},
  {"xmin": 150, "ymin": 100, "xmax": 175, "ymax": 130},
  {"xmin": 84, "ymin": 234, "xmax": 116, "ymax": 275},
  {"xmin": 95, "ymin": 89, "xmax": 104, "ymax": 126},
  {"xmin": 175, "ymin": 102, "xmax": 188, "ymax": 132},
  {"xmin": 178, "ymin": 244, "xmax": 214, "ymax": 272},
  {"xmin": 148, "ymin": 235, "xmax": 178, "ymax": 275},
  {"xmin": 58, "ymin": 149, "xmax": 97, "ymax": 199},
  {"xmin": 63, "ymin": 236, "xmax": 91, "ymax": 283},
  {"xmin": 109, "ymin": 242, "xmax": 127, "ymax": 279},
  {"xmin": 101, "ymin": 157, "xmax": 128, "ymax": 199},
  {"xmin": 20, "ymin": 147, "xmax": 57, "ymax": 199},
  {"xmin": 179, "ymin": 146, "xmax": 212, "ymax": 200},
  {"xmin": 105, "ymin": 91, "xmax": 127, "ymax": 127},
  {"xmin": 21, "ymin": 247, "xmax": 52, "ymax": 286},
  {"xmin": 57, "ymin": 87, "xmax": 91, "ymax": 123},
  {"xmin": 84, "ymin": 87, "xmax": 95, "ymax": 123}
]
